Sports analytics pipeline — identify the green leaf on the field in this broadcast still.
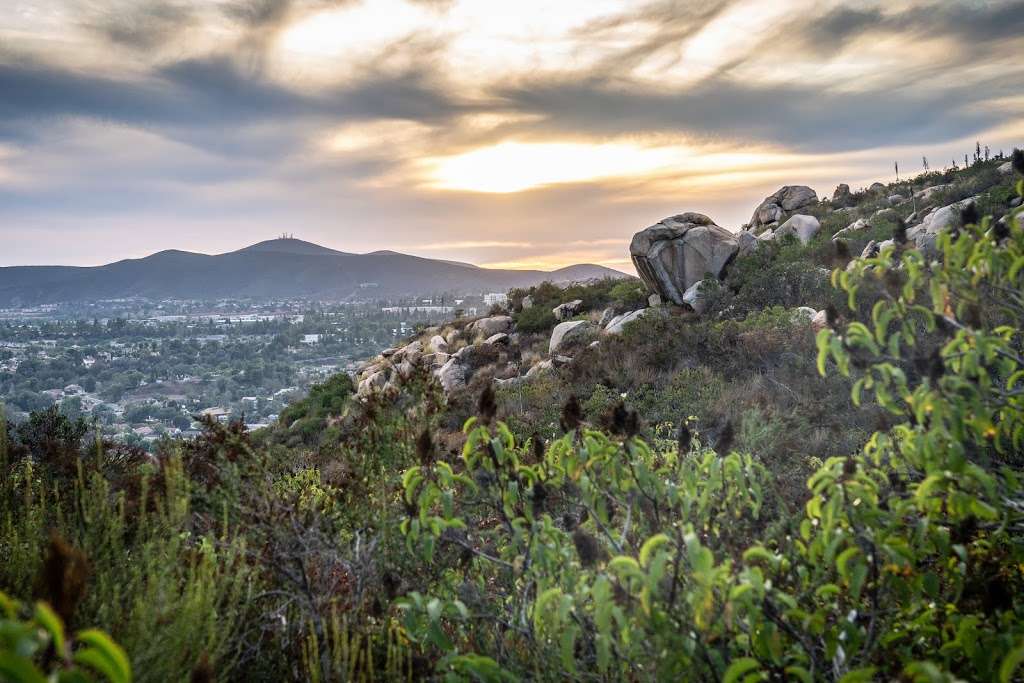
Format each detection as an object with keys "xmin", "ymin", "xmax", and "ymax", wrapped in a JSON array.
[
  {"xmin": 34, "ymin": 601, "xmax": 65, "ymax": 656},
  {"xmin": 723, "ymin": 657, "xmax": 760, "ymax": 683},
  {"xmin": 74, "ymin": 629, "xmax": 131, "ymax": 683},
  {"xmin": 1001, "ymin": 644, "xmax": 1024, "ymax": 683},
  {"xmin": 0, "ymin": 653, "xmax": 47, "ymax": 683},
  {"xmin": 639, "ymin": 534, "xmax": 670, "ymax": 568}
]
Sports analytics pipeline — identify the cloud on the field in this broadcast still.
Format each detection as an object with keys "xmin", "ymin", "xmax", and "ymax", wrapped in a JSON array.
[
  {"xmin": 86, "ymin": 1, "xmax": 198, "ymax": 50},
  {"xmin": 0, "ymin": 0, "xmax": 1022, "ymax": 268}
]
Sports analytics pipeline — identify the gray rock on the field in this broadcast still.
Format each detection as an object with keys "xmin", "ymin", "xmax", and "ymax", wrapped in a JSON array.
[
  {"xmin": 521, "ymin": 295, "xmax": 534, "ymax": 309},
  {"xmin": 603, "ymin": 308, "xmax": 661, "ymax": 335},
  {"xmin": 832, "ymin": 218, "xmax": 869, "ymax": 241},
  {"xmin": 774, "ymin": 214, "xmax": 821, "ymax": 245},
  {"xmin": 887, "ymin": 194, "xmax": 904, "ymax": 205},
  {"xmin": 914, "ymin": 184, "xmax": 951, "ymax": 204},
  {"xmin": 832, "ymin": 183, "xmax": 852, "ymax": 203},
  {"xmin": 549, "ymin": 320, "xmax": 595, "ymax": 354},
  {"xmin": 681, "ymin": 280, "xmax": 711, "ymax": 314},
  {"xmin": 629, "ymin": 213, "xmax": 738, "ymax": 305},
  {"xmin": 869, "ymin": 182, "xmax": 886, "ymax": 193},
  {"xmin": 552, "ymin": 299, "xmax": 584, "ymax": 321},
  {"xmin": 357, "ymin": 370, "xmax": 388, "ymax": 397},
  {"xmin": 1010, "ymin": 197, "xmax": 1022, "ymax": 208},
  {"xmin": 428, "ymin": 334, "xmax": 449, "ymax": 354},
  {"xmin": 648, "ymin": 293, "xmax": 662, "ymax": 307},
  {"xmin": 750, "ymin": 186, "xmax": 818, "ymax": 232},
  {"xmin": 470, "ymin": 315, "xmax": 513, "ymax": 338},
  {"xmin": 736, "ymin": 230, "xmax": 759, "ymax": 255},
  {"xmin": 598, "ymin": 307, "xmax": 616, "ymax": 327},
  {"xmin": 999, "ymin": 161, "xmax": 1013, "ymax": 174},
  {"xmin": 435, "ymin": 358, "xmax": 466, "ymax": 393},
  {"xmin": 484, "ymin": 333, "xmax": 510, "ymax": 345}
]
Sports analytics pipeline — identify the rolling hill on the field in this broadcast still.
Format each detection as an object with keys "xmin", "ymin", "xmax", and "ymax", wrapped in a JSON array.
[{"xmin": 0, "ymin": 238, "xmax": 628, "ymax": 306}]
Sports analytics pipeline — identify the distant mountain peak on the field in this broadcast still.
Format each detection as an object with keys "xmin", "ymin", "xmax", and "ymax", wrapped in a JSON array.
[{"xmin": 233, "ymin": 238, "xmax": 347, "ymax": 257}]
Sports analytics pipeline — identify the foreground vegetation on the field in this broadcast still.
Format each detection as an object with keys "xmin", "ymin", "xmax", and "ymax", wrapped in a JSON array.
[{"xmin": 2, "ymin": 162, "xmax": 1023, "ymax": 681}]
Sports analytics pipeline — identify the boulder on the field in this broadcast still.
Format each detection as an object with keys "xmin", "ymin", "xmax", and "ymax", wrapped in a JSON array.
[
  {"xmin": 521, "ymin": 295, "xmax": 534, "ymax": 309},
  {"xmin": 435, "ymin": 358, "xmax": 466, "ymax": 393},
  {"xmin": 750, "ymin": 186, "xmax": 818, "ymax": 232},
  {"xmin": 484, "ymin": 333, "xmax": 510, "ymax": 345},
  {"xmin": 604, "ymin": 308, "xmax": 658, "ymax": 335},
  {"xmin": 629, "ymin": 213, "xmax": 738, "ymax": 305},
  {"xmin": 811, "ymin": 309, "xmax": 829, "ymax": 332},
  {"xmin": 552, "ymin": 299, "xmax": 584, "ymax": 321},
  {"xmin": 832, "ymin": 218, "xmax": 869, "ymax": 241},
  {"xmin": 914, "ymin": 184, "xmax": 950, "ymax": 205},
  {"xmin": 357, "ymin": 370, "xmax": 388, "ymax": 397},
  {"xmin": 869, "ymin": 182, "xmax": 886, "ymax": 193},
  {"xmin": 887, "ymin": 194, "xmax": 904, "ymax": 205},
  {"xmin": 549, "ymin": 320, "xmax": 595, "ymax": 354},
  {"xmin": 773, "ymin": 214, "xmax": 821, "ymax": 245},
  {"xmin": 832, "ymin": 183, "xmax": 852, "ymax": 204},
  {"xmin": 428, "ymin": 334, "xmax": 449, "ymax": 354},
  {"xmin": 648, "ymin": 293, "xmax": 662, "ymax": 307},
  {"xmin": 598, "ymin": 307, "xmax": 616, "ymax": 327},
  {"xmin": 470, "ymin": 315, "xmax": 513, "ymax": 338},
  {"xmin": 998, "ymin": 161, "xmax": 1013, "ymax": 174},
  {"xmin": 736, "ymin": 230, "xmax": 759, "ymax": 255},
  {"xmin": 681, "ymin": 280, "xmax": 711, "ymax": 314},
  {"xmin": 909, "ymin": 197, "xmax": 977, "ymax": 250}
]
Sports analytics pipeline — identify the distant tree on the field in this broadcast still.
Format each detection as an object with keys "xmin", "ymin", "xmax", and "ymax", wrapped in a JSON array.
[{"xmin": 922, "ymin": 156, "xmax": 929, "ymax": 172}]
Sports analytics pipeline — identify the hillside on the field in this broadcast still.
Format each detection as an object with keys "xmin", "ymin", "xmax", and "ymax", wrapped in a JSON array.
[
  {"xmin": 0, "ymin": 238, "xmax": 627, "ymax": 306},
  {"xmin": 2, "ymin": 153, "xmax": 1023, "ymax": 682}
]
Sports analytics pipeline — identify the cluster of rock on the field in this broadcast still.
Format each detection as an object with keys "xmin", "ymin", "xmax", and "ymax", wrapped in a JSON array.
[
  {"xmin": 353, "ymin": 165, "xmax": 1022, "ymax": 402},
  {"xmin": 748, "ymin": 185, "xmax": 819, "ymax": 234}
]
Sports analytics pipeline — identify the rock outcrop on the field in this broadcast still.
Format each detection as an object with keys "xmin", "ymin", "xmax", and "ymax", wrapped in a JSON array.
[
  {"xmin": 549, "ymin": 320, "xmax": 595, "ymax": 353},
  {"xmin": 772, "ymin": 214, "xmax": 820, "ymax": 245},
  {"xmin": 470, "ymin": 315, "xmax": 513, "ymax": 338},
  {"xmin": 629, "ymin": 213, "xmax": 738, "ymax": 306},
  {"xmin": 552, "ymin": 299, "xmax": 583, "ymax": 321},
  {"xmin": 832, "ymin": 218, "xmax": 869, "ymax": 241},
  {"xmin": 749, "ymin": 186, "xmax": 818, "ymax": 233}
]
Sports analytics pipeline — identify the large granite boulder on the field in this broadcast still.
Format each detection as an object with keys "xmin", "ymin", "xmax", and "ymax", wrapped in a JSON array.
[
  {"xmin": 629, "ymin": 213, "xmax": 738, "ymax": 306},
  {"xmin": 470, "ymin": 315, "xmax": 513, "ymax": 338},
  {"xmin": 549, "ymin": 320, "xmax": 596, "ymax": 354},
  {"xmin": 750, "ymin": 186, "xmax": 818, "ymax": 233}
]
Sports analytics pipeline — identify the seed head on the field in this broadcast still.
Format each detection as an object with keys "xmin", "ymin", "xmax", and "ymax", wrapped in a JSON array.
[
  {"xmin": 677, "ymin": 420, "xmax": 692, "ymax": 456},
  {"xmin": 959, "ymin": 202, "xmax": 979, "ymax": 228},
  {"xmin": 478, "ymin": 385, "xmax": 497, "ymax": 424},
  {"xmin": 893, "ymin": 218, "xmax": 907, "ymax": 245},
  {"xmin": 560, "ymin": 395, "xmax": 582, "ymax": 433}
]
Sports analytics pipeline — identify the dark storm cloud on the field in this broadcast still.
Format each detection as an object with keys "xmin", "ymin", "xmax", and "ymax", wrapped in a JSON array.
[
  {"xmin": 87, "ymin": 1, "xmax": 197, "ymax": 50},
  {"xmin": 800, "ymin": 1, "xmax": 1024, "ymax": 51},
  {"xmin": 0, "ymin": 52, "xmax": 469, "ymax": 144},
  {"xmin": 494, "ymin": 72, "xmax": 1012, "ymax": 153}
]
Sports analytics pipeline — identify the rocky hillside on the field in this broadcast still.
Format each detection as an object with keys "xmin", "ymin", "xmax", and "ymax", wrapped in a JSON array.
[
  {"xmin": 4, "ymin": 152, "xmax": 1022, "ymax": 683},
  {"xmin": 347, "ymin": 156, "xmax": 1021, "ymax": 453}
]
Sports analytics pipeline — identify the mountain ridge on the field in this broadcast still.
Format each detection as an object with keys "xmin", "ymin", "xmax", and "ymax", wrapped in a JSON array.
[{"xmin": 0, "ymin": 238, "xmax": 628, "ymax": 306}]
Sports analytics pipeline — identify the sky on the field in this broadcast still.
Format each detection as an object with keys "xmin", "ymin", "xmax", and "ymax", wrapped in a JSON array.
[{"xmin": 1, "ymin": 0, "xmax": 1023, "ymax": 272}]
